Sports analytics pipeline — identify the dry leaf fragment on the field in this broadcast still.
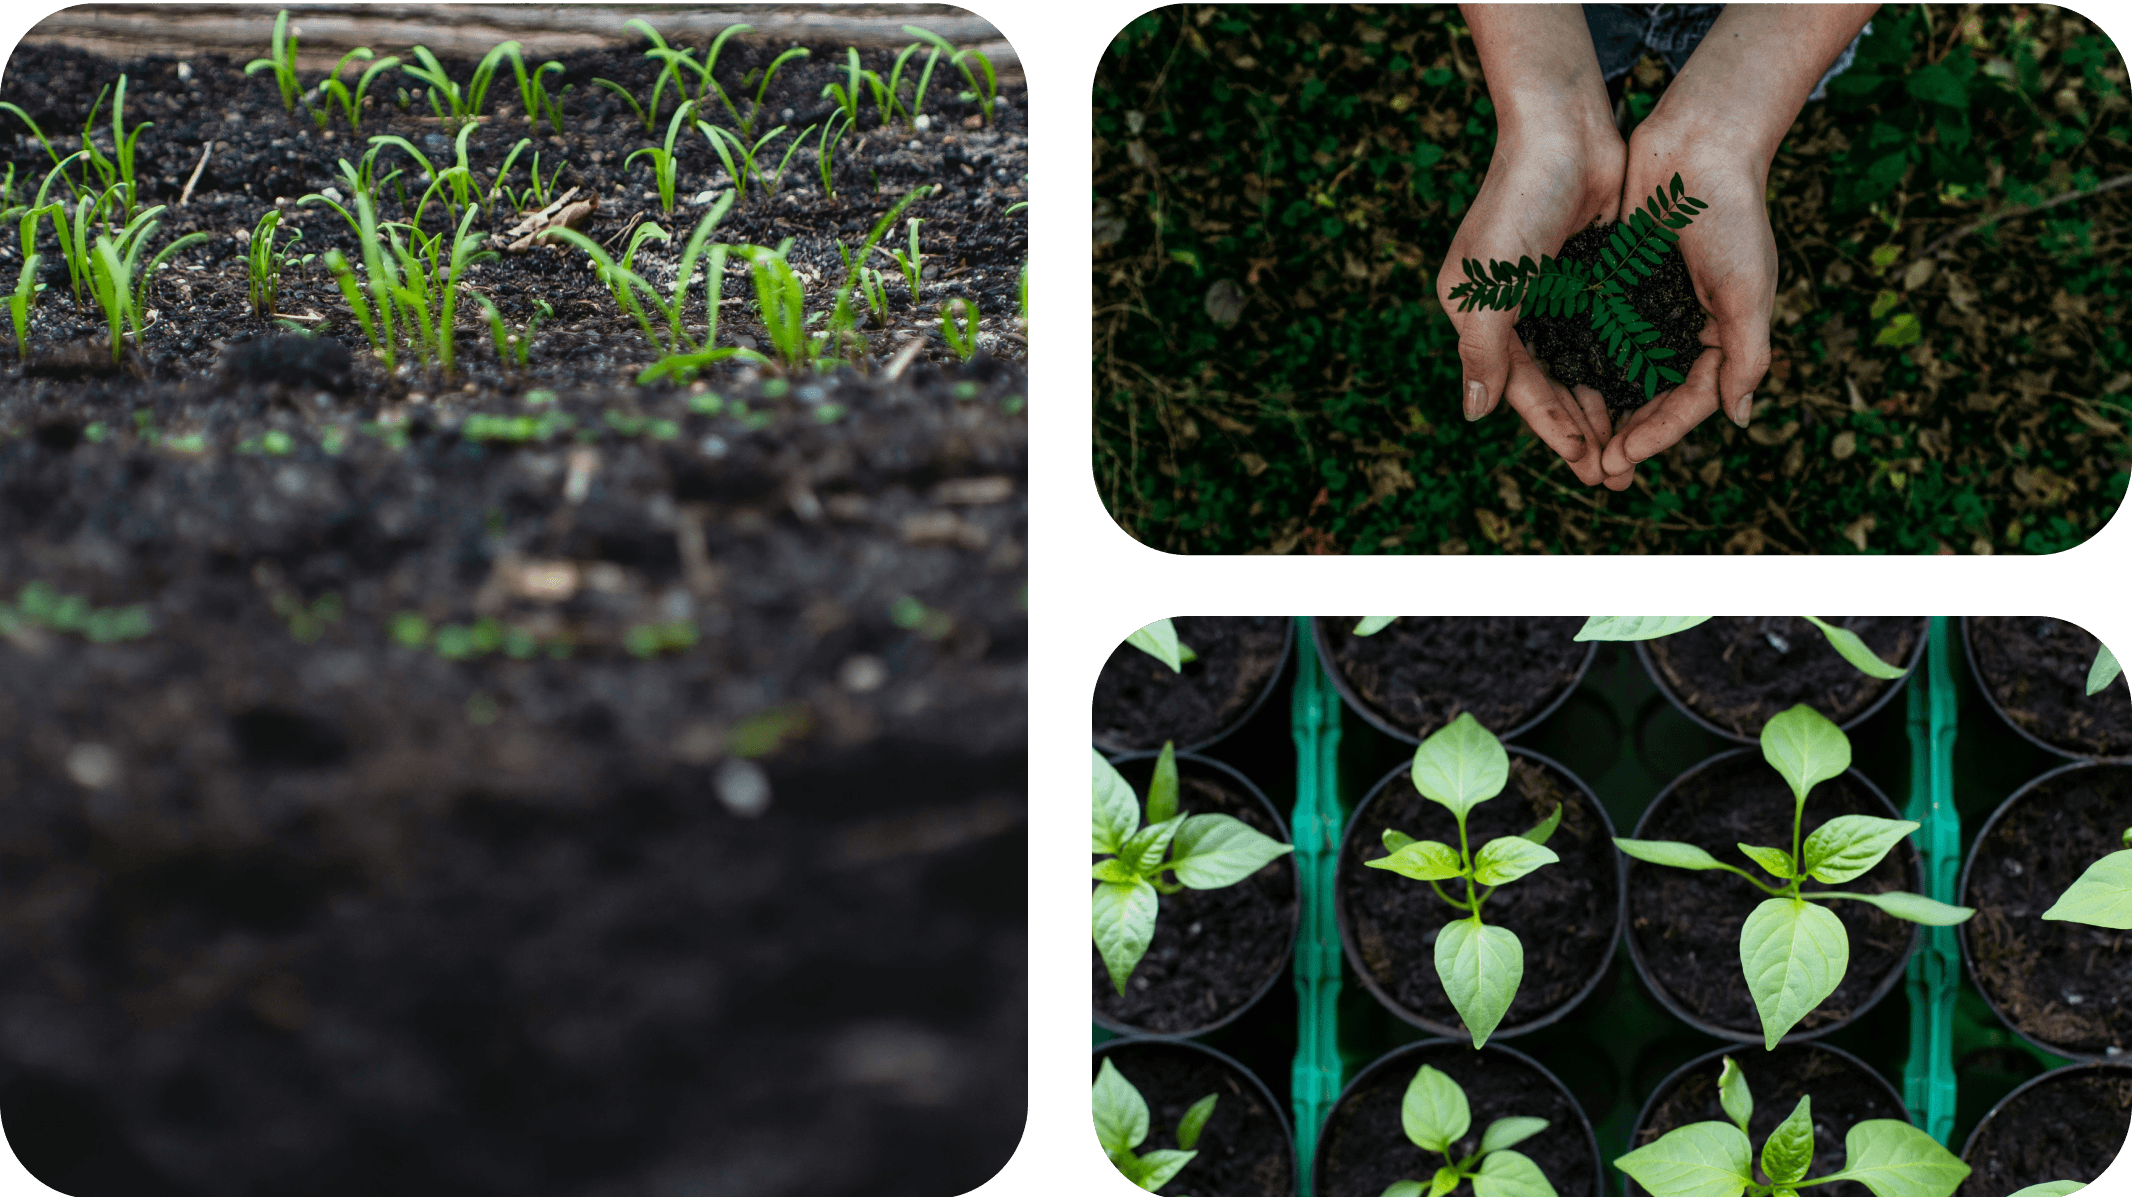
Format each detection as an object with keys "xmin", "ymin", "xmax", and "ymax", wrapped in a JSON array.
[{"xmin": 492, "ymin": 187, "xmax": 597, "ymax": 253}]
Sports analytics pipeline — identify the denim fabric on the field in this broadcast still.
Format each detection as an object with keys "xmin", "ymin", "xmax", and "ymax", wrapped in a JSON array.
[{"xmin": 1581, "ymin": 5, "xmax": 1868, "ymax": 101}]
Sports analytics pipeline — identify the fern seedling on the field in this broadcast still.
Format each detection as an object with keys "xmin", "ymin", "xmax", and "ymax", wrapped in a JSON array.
[
  {"xmin": 1447, "ymin": 174, "xmax": 1707, "ymax": 401},
  {"xmin": 941, "ymin": 296, "xmax": 978, "ymax": 360},
  {"xmin": 244, "ymin": 10, "xmax": 302, "ymax": 113},
  {"xmin": 626, "ymin": 101, "xmax": 696, "ymax": 214}
]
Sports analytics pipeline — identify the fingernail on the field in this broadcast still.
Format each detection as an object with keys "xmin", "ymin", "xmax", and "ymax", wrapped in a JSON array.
[
  {"xmin": 1464, "ymin": 380, "xmax": 1486, "ymax": 421},
  {"xmin": 1732, "ymin": 393, "xmax": 1753, "ymax": 427}
]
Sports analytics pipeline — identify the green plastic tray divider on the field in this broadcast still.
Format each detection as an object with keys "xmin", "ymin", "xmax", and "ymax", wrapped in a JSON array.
[
  {"xmin": 1899, "ymin": 616, "xmax": 1961, "ymax": 1144},
  {"xmin": 1289, "ymin": 617, "xmax": 1343, "ymax": 1197}
]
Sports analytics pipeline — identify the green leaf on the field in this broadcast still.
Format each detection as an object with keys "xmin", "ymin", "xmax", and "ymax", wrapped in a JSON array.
[
  {"xmin": 1521, "ymin": 805, "xmax": 1562, "ymax": 847},
  {"xmin": 2004, "ymin": 1183, "xmax": 2084, "ymax": 1197},
  {"xmin": 1473, "ymin": 1150, "xmax": 1557, "ymax": 1197},
  {"xmin": 1717, "ymin": 1058, "xmax": 1753, "ymax": 1134},
  {"xmin": 1383, "ymin": 1182, "xmax": 1430, "ymax": 1197},
  {"xmin": 1368, "ymin": 838, "xmax": 1467, "ymax": 881},
  {"xmin": 1471, "ymin": 836, "xmax": 1560, "ymax": 885},
  {"xmin": 1801, "ymin": 815, "xmax": 1917, "ymax": 883},
  {"xmin": 2040, "ymin": 849, "xmax": 2132, "ymax": 928},
  {"xmin": 1761, "ymin": 1097, "xmax": 1814, "ymax": 1185},
  {"xmin": 1402, "ymin": 1063, "xmax": 1472, "ymax": 1153},
  {"xmin": 1135, "ymin": 1149, "xmax": 1197, "ymax": 1192},
  {"xmin": 1126, "ymin": 619, "xmax": 1189, "ymax": 672},
  {"xmin": 1167, "ymin": 813, "xmax": 1294, "ymax": 888},
  {"xmin": 1802, "ymin": 617, "xmax": 1909, "ymax": 679},
  {"xmin": 1738, "ymin": 844, "xmax": 1796, "ymax": 880},
  {"xmin": 1615, "ymin": 839, "xmax": 1730, "ymax": 871},
  {"xmin": 1146, "ymin": 740, "xmax": 1180, "ymax": 825},
  {"xmin": 1808, "ymin": 890, "xmax": 1975, "ymax": 925},
  {"xmin": 1094, "ymin": 749, "xmax": 1140, "ymax": 855},
  {"xmin": 1411, "ymin": 713, "xmax": 1509, "ymax": 819},
  {"xmin": 1759, "ymin": 705, "xmax": 1852, "ymax": 808},
  {"xmin": 1093, "ymin": 1058, "xmax": 1151, "ymax": 1155},
  {"xmin": 1822, "ymin": 1120, "xmax": 1971, "ymax": 1197},
  {"xmin": 1176, "ymin": 1092, "xmax": 1217, "ymax": 1151},
  {"xmin": 1615, "ymin": 1122, "xmax": 1754, "ymax": 1197},
  {"xmin": 1436, "ymin": 919, "xmax": 1523, "ymax": 1047},
  {"xmin": 1480, "ymin": 1116, "xmax": 1550, "ymax": 1154},
  {"xmin": 1120, "ymin": 814, "xmax": 1186, "ymax": 877},
  {"xmin": 1093, "ymin": 879, "xmax": 1159, "ymax": 994},
  {"xmin": 2088, "ymin": 646, "xmax": 2122, "ymax": 695},
  {"xmin": 1873, "ymin": 312, "xmax": 1921, "ymax": 347},
  {"xmin": 1354, "ymin": 615, "xmax": 1397, "ymax": 636},
  {"xmin": 1385, "ymin": 829, "xmax": 1417, "ymax": 853},
  {"xmin": 1740, "ymin": 898, "xmax": 1849, "ymax": 1048},
  {"xmin": 1577, "ymin": 618, "xmax": 1722, "ymax": 640},
  {"xmin": 1428, "ymin": 1168, "xmax": 1463, "ymax": 1197},
  {"xmin": 1094, "ymin": 859, "xmax": 1138, "ymax": 883}
]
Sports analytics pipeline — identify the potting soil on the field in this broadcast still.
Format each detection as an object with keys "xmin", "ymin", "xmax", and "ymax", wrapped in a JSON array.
[
  {"xmin": 1090, "ymin": 615, "xmax": 1288, "ymax": 754},
  {"xmin": 1955, "ymin": 1065, "xmax": 2132, "ymax": 1197},
  {"xmin": 1093, "ymin": 1041, "xmax": 1294, "ymax": 1197},
  {"xmin": 1319, "ymin": 615, "xmax": 1587, "ymax": 740},
  {"xmin": 1967, "ymin": 617, "xmax": 2132, "ymax": 759},
  {"xmin": 1645, "ymin": 616, "xmax": 1925, "ymax": 738}
]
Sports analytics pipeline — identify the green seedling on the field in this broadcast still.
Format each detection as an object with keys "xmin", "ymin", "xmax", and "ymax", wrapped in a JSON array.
[
  {"xmin": 1614, "ymin": 705, "xmax": 1974, "ymax": 1048},
  {"xmin": 699, "ymin": 122, "xmax": 786, "ymax": 205},
  {"xmin": 891, "ymin": 217, "xmax": 924, "ymax": 300},
  {"xmin": 1353, "ymin": 616, "xmax": 1398, "ymax": 635},
  {"xmin": 10, "ymin": 202, "xmax": 50, "ymax": 355},
  {"xmin": 1365, "ymin": 714, "xmax": 1562, "ymax": 1047},
  {"xmin": 624, "ymin": 620, "xmax": 697, "ymax": 658},
  {"xmin": 1449, "ymin": 175, "xmax": 1707, "ymax": 401},
  {"xmin": 461, "ymin": 411, "xmax": 576, "ymax": 443},
  {"xmin": 76, "ymin": 77, "xmax": 150, "ymax": 224},
  {"xmin": 473, "ymin": 294, "xmax": 550, "ymax": 370},
  {"xmin": 590, "ymin": 77, "xmax": 658, "ymax": 135},
  {"xmin": 1382, "ymin": 1064, "xmax": 1557, "ymax": 1197},
  {"xmin": 1092, "ymin": 1058, "xmax": 1217, "ymax": 1193},
  {"xmin": 0, "ymin": 582, "xmax": 152, "ymax": 643},
  {"xmin": 2005, "ymin": 1184, "xmax": 2086, "ymax": 1197},
  {"xmin": 743, "ymin": 245, "xmax": 820, "ymax": 371},
  {"xmin": 2088, "ymin": 644, "xmax": 2122, "ymax": 695},
  {"xmin": 626, "ymin": 101, "xmax": 696, "ymax": 214},
  {"xmin": 0, "ymin": 103, "xmax": 76, "ymax": 195},
  {"xmin": 315, "ymin": 48, "xmax": 399, "ymax": 132},
  {"xmin": 817, "ymin": 108, "xmax": 851, "ymax": 199},
  {"xmin": 764, "ymin": 125, "xmax": 816, "ymax": 199},
  {"xmin": 904, "ymin": 26, "xmax": 997, "ymax": 124},
  {"xmin": 550, "ymin": 200, "xmax": 747, "ymax": 362},
  {"xmin": 237, "ymin": 428, "xmax": 295, "ymax": 455},
  {"xmin": 739, "ymin": 47, "xmax": 809, "ymax": 139},
  {"xmin": 1574, "ymin": 616, "xmax": 1909, "ymax": 680},
  {"xmin": 822, "ymin": 185, "xmax": 936, "ymax": 339},
  {"xmin": 247, "ymin": 208, "xmax": 303, "ymax": 317},
  {"xmin": 272, "ymin": 589, "xmax": 343, "ymax": 643},
  {"xmin": 822, "ymin": 47, "xmax": 866, "ymax": 125},
  {"xmin": 400, "ymin": 43, "xmax": 513, "ymax": 128},
  {"xmin": 84, "ymin": 210, "xmax": 209, "ymax": 364},
  {"xmin": 500, "ymin": 44, "xmax": 568, "ymax": 133},
  {"xmin": 1615, "ymin": 1058, "xmax": 1969, "ymax": 1197},
  {"xmin": 244, "ymin": 10, "xmax": 302, "ymax": 112},
  {"xmin": 389, "ymin": 203, "xmax": 495, "ymax": 375},
  {"xmin": 887, "ymin": 39, "xmax": 942, "ymax": 125},
  {"xmin": 1017, "ymin": 257, "xmax": 1028, "ymax": 324},
  {"xmin": 322, "ymin": 189, "xmax": 399, "ymax": 368},
  {"xmin": 2041, "ymin": 825, "xmax": 2132, "ymax": 929},
  {"xmin": 941, "ymin": 296, "xmax": 979, "ymax": 360},
  {"xmin": 1092, "ymin": 741, "xmax": 1295, "ymax": 993},
  {"xmin": 857, "ymin": 265, "xmax": 889, "ymax": 322}
]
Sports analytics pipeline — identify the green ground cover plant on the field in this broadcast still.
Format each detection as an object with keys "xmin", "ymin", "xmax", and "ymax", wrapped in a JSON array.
[
  {"xmin": 1385, "ymin": 1064, "xmax": 1556, "ymax": 1197},
  {"xmin": 1093, "ymin": 1058, "xmax": 1218, "ymax": 1192},
  {"xmin": 1093, "ymin": 5, "xmax": 2132, "ymax": 554},
  {"xmin": 1573, "ymin": 616, "xmax": 1908, "ymax": 678},
  {"xmin": 2042, "ymin": 825, "xmax": 2132, "ymax": 928},
  {"xmin": 0, "ymin": 581, "xmax": 152, "ymax": 643}
]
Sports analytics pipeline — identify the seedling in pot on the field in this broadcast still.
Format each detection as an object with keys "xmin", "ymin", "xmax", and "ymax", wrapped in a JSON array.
[
  {"xmin": 1092, "ymin": 1058, "xmax": 1217, "ymax": 1193},
  {"xmin": 1615, "ymin": 1057, "xmax": 1969, "ymax": 1197},
  {"xmin": 1384, "ymin": 1064, "xmax": 1558, "ymax": 1197},
  {"xmin": 2087, "ymin": 644, "xmax": 2121, "ymax": 695},
  {"xmin": 1574, "ymin": 616, "xmax": 1909, "ymax": 680},
  {"xmin": 2040, "ymin": 825, "xmax": 2132, "ymax": 929},
  {"xmin": 1353, "ymin": 616, "xmax": 1398, "ymax": 636},
  {"xmin": 1365, "ymin": 713, "xmax": 1561, "ymax": 1047},
  {"xmin": 1448, "ymin": 175, "xmax": 1706, "ymax": 401},
  {"xmin": 1124, "ymin": 619, "xmax": 1195, "ymax": 673},
  {"xmin": 1613, "ymin": 705, "xmax": 1974, "ymax": 1048},
  {"xmin": 1092, "ymin": 742, "xmax": 1295, "ymax": 993}
]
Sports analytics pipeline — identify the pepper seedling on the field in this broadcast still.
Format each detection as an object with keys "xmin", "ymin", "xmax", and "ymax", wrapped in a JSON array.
[
  {"xmin": 1123, "ymin": 618, "xmax": 1196, "ymax": 673},
  {"xmin": 1092, "ymin": 1057, "xmax": 1217, "ymax": 1193},
  {"xmin": 1365, "ymin": 713, "xmax": 1561, "ymax": 1046},
  {"xmin": 1574, "ymin": 616, "xmax": 1908, "ymax": 680},
  {"xmin": 1353, "ymin": 616, "xmax": 1397, "ymax": 636},
  {"xmin": 2087, "ymin": 644, "xmax": 2121, "ymax": 695},
  {"xmin": 1093, "ymin": 742, "xmax": 1294, "ymax": 993},
  {"xmin": 1615, "ymin": 1057, "xmax": 1969, "ymax": 1197},
  {"xmin": 1613, "ymin": 705, "xmax": 1974, "ymax": 1048},
  {"xmin": 1383, "ymin": 1063, "xmax": 1557, "ymax": 1197},
  {"xmin": 2040, "ymin": 825, "xmax": 2132, "ymax": 929}
]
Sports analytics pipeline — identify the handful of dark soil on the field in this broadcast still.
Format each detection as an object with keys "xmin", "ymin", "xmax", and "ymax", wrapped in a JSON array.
[{"xmin": 1514, "ymin": 220, "xmax": 1707, "ymax": 414}]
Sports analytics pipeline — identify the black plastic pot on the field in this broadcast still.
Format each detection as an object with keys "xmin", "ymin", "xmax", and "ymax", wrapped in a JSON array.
[
  {"xmin": 1313, "ymin": 1039, "xmax": 1605, "ymax": 1197},
  {"xmin": 1960, "ymin": 617, "xmax": 2132, "ymax": 763},
  {"xmin": 1093, "ymin": 617, "xmax": 1295, "ymax": 756},
  {"xmin": 1636, "ymin": 618, "xmax": 1929, "ymax": 745},
  {"xmin": 1957, "ymin": 760, "xmax": 2132, "ymax": 1062},
  {"xmin": 1625, "ymin": 1043, "xmax": 1910, "ymax": 1197},
  {"xmin": 1955, "ymin": 1060, "xmax": 2132, "ymax": 1197},
  {"xmin": 1311, "ymin": 617, "xmax": 1597, "ymax": 744},
  {"xmin": 1335, "ymin": 748, "xmax": 1622, "ymax": 1042},
  {"xmin": 1092, "ymin": 1036, "xmax": 1297, "ymax": 1197},
  {"xmin": 1623, "ymin": 749, "xmax": 1921, "ymax": 1045},
  {"xmin": 1092, "ymin": 750, "xmax": 1301, "ymax": 1040}
]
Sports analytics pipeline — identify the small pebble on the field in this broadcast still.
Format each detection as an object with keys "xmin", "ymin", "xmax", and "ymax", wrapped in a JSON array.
[
  {"xmin": 2065, "ymin": 991, "xmax": 2086, "ymax": 1005},
  {"xmin": 717, "ymin": 759, "xmax": 771, "ymax": 817},
  {"xmin": 2002, "ymin": 858, "xmax": 2024, "ymax": 877},
  {"xmin": 66, "ymin": 744, "xmax": 119, "ymax": 789},
  {"xmin": 907, "ymin": 140, "xmax": 922, "ymax": 152},
  {"xmin": 699, "ymin": 436, "xmax": 727, "ymax": 458},
  {"xmin": 1766, "ymin": 632, "xmax": 1791, "ymax": 653},
  {"xmin": 913, "ymin": 114, "xmax": 930, "ymax": 131},
  {"xmin": 838, "ymin": 655, "xmax": 888, "ymax": 693}
]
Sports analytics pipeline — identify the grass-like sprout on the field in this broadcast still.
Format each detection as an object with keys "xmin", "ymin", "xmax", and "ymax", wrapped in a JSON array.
[
  {"xmin": 55, "ymin": 184, "xmax": 134, "ymax": 306},
  {"xmin": 76, "ymin": 77, "xmax": 150, "ymax": 225},
  {"xmin": 10, "ymin": 206, "xmax": 44, "ymax": 357},
  {"xmin": 765, "ymin": 124, "xmax": 816, "ymax": 199},
  {"xmin": 550, "ymin": 197, "xmax": 736, "ymax": 360},
  {"xmin": 84, "ymin": 214, "xmax": 209, "ymax": 364},
  {"xmin": 699, "ymin": 122, "xmax": 785, "ymax": 206},
  {"xmin": 739, "ymin": 47, "xmax": 810, "ymax": 139},
  {"xmin": 369, "ymin": 130, "xmax": 478, "ymax": 229},
  {"xmin": 0, "ymin": 103, "xmax": 76, "ymax": 195},
  {"xmin": 512, "ymin": 152, "xmax": 568, "ymax": 211},
  {"xmin": 887, "ymin": 40, "xmax": 942, "ymax": 126},
  {"xmin": 380, "ymin": 203, "xmax": 496, "ymax": 374},
  {"xmin": 821, "ymin": 184, "xmax": 936, "ymax": 344},
  {"xmin": 823, "ymin": 48, "xmax": 865, "ymax": 126},
  {"xmin": 905, "ymin": 26, "xmax": 997, "ymax": 124},
  {"xmin": 501, "ymin": 44, "xmax": 569, "ymax": 133},
  {"xmin": 626, "ymin": 101, "xmax": 696, "ymax": 214},
  {"xmin": 401, "ymin": 44, "xmax": 512, "ymax": 129},
  {"xmin": 817, "ymin": 109, "xmax": 851, "ymax": 200},
  {"xmin": 743, "ymin": 246, "xmax": 819, "ymax": 370},
  {"xmin": 1017, "ymin": 258, "xmax": 1028, "ymax": 325},
  {"xmin": 590, "ymin": 77, "xmax": 658, "ymax": 135},
  {"xmin": 490, "ymin": 137, "xmax": 533, "ymax": 206},
  {"xmin": 857, "ymin": 265, "xmax": 888, "ymax": 322},
  {"xmin": 473, "ymin": 294, "xmax": 550, "ymax": 369},
  {"xmin": 941, "ymin": 296, "xmax": 978, "ymax": 360},
  {"xmin": 316, "ymin": 49, "xmax": 399, "ymax": 132},
  {"xmin": 247, "ymin": 208, "xmax": 305, "ymax": 316},
  {"xmin": 325, "ymin": 189, "xmax": 402, "ymax": 368},
  {"xmin": 892, "ymin": 217, "xmax": 924, "ymax": 302},
  {"xmin": 244, "ymin": 10, "xmax": 301, "ymax": 112},
  {"xmin": 694, "ymin": 23, "xmax": 756, "ymax": 127}
]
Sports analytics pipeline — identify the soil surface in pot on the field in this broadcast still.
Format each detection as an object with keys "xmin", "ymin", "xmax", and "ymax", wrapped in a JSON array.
[
  {"xmin": 1318, "ymin": 616, "xmax": 1586, "ymax": 741},
  {"xmin": 1646, "ymin": 617, "xmax": 1925, "ymax": 739},
  {"xmin": 1963, "ymin": 765, "xmax": 2132, "ymax": 1056},
  {"xmin": 1629, "ymin": 755, "xmax": 1919, "ymax": 1038},
  {"xmin": 1340, "ymin": 754, "xmax": 1618, "ymax": 1034},
  {"xmin": 1318, "ymin": 1043, "xmax": 1598, "ymax": 1197},
  {"xmin": 1513, "ymin": 220, "xmax": 1706, "ymax": 415},
  {"xmin": 1093, "ymin": 1043, "xmax": 1293, "ymax": 1197},
  {"xmin": 1968, "ymin": 617, "xmax": 2132, "ymax": 758},
  {"xmin": 1093, "ymin": 758, "xmax": 1297, "ymax": 1034},
  {"xmin": 1091, "ymin": 616, "xmax": 1287, "ymax": 753},
  {"xmin": 1956, "ymin": 1065, "xmax": 2132, "ymax": 1197},
  {"xmin": 1630, "ymin": 1046, "xmax": 1906, "ymax": 1197}
]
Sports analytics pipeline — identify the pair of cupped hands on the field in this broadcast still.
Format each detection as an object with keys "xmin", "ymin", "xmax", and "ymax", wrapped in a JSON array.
[{"xmin": 1435, "ymin": 108, "xmax": 1776, "ymax": 491}]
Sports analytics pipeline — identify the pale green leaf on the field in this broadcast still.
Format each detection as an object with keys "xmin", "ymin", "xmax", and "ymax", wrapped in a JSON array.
[
  {"xmin": 1759, "ymin": 705, "xmax": 1852, "ymax": 807},
  {"xmin": 1436, "ymin": 919, "xmax": 1524, "ymax": 1047},
  {"xmin": 1147, "ymin": 740, "xmax": 1180, "ymax": 825},
  {"xmin": 1738, "ymin": 844, "xmax": 1796, "ymax": 880},
  {"xmin": 1480, "ymin": 1116, "xmax": 1550, "ymax": 1154},
  {"xmin": 1614, "ymin": 1122, "xmax": 1754, "ymax": 1197},
  {"xmin": 1384, "ymin": 829, "xmax": 1418, "ymax": 853},
  {"xmin": 1093, "ymin": 1058, "xmax": 1150, "ymax": 1155},
  {"xmin": 1761, "ymin": 1097, "xmax": 1814, "ymax": 1186},
  {"xmin": 1428, "ymin": 1168, "xmax": 1462, "ymax": 1197},
  {"xmin": 1809, "ymin": 890, "xmax": 1975, "ymax": 926},
  {"xmin": 2040, "ymin": 849, "xmax": 2132, "ymax": 928},
  {"xmin": 1741, "ymin": 898, "xmax": 1849, "ymax": 1048},
  {"xmin": 1802, "ymin": 815, "xmax": 1918, "ymax": 883},
  {"xmin": 1382, "ymin": 1181, "xmax": 1429, "ymax": 1197},
  {"xmin": 1355, "ymin": 615, "xmax": 1398, "ymax": 636},
  {"xmin": 1176, "ymin": 1092, "xmax": 1217, "ymax": 1150},
  {"xmin": 1717, "ymin": 1058, "xmax": 1753, "ymax": 1135},
  {"xmin": 1616, "ymin": 838, "xmax": 1730, "ymax": 871},
  {"xmin": 1472, "ymin": 836, "xmax": 1560, "ymax": 885},
  {"xmin": 1167, "ymin": 813, "xmax": 1294, "ymax": 889},
  {"xmin": 2005, "ymin": 1183, "xmax": 2084, "ymax": 1197},
  {"xmin": 1367, "ymin": 838, "xmax": 1467, "ymax": 881},
  {"xmin": 2087, "ymin": 646, "xmax": 2121, "ymax": 696},
  {"xmin": 1822, "ymin": 1120, "xmax": 1971, "ymax": 1197},
  {"xmin": 1802, "ymin": 616, "xmax": 1909, "ymax": 679},
  {"xmin": 1135, "ymin": 1149, "xmax": 1196, "ymax": 1192},
  {"xmin": 1094, "ymin": 859, "xmax": 1138, "ymax": 883},
  {"xmin": 1120, "ymin": 814, "xmax": 1186, "ymax": 877},
  {"xmin": 1473, "ymin": 1149, "xmax": 1558, "ymax": 1197},
  {"xmin": 1522, "ymin": 805, "xmax": 1563, "ymax": 846},
  {"xmin": 1402, "ymin": 1063, "xmax": 1472, "ymax": 1153},
  {"xmin": 1573, "ymin": 615, "xmax": 1712, "ymax": 641},
  {"xmin": 1412, "ymin": 713, "xmax": 1509, "ymax": 818},
  {"xmin": 1094, "ymin": 749, "xmax": 1140, "ymax": 855},
  {"xmin": 1126, "ymin": 619, "xmax": 1189, "ymax": 672},
  {"xmin": 1093, "ymin": 879, "xmax": 1159, "ymax": 994}
]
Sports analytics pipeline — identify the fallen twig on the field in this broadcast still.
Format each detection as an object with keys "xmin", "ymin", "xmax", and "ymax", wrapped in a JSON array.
[
  {"xmin": 179, "ymin": 141, "xmax": 212, "ymax": 206},
  {"xmin": 1923, "ymin": 172, "xmax": 2132, "ymax": 259}
]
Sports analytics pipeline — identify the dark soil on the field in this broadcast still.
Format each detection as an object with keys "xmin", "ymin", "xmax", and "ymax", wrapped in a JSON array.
[
  {"xmin": 1317, "ymin": 616, "xmax": 1588, "ymax": 741},
  {"xmin": 1961, "ymin": 764, "xmax": 2132, "ymax": 1057},
  {"xmin": 1338, "ymin": 753, "xmax": 1619, "ymax": 1036},
  {"xmin": 1090, "ymin": 616, "xmax": 1289, "ymax": 754},
  {"xmin": 1956, "ymin": 1064, "xmax": 2132, "ymax": 1197},
  {"xmin": 1317, "ymin": 1042, "xmax": 1599, "ymax": 1197},
  {"xmin": 1628, "ymin": 753, "xmax": 1920, "ymax": 1038},
  {"xmin": 1645, "ymin": 617, "xmax": 1926, "ymax": 739},
  {"xmin": 1967, "ymin": 617, "xmax": 2132, "ymax": 759},
  {"xmin": 1093, "ymin": 756, "xmax": 1298, "ymax": 1035},
  {"xmin": 1513, "ymin": 220, "xmax": 1706, "ymax": 415},
  {"xmin": 1630, "ymin": 1045, "xmax": 1907, "ymax": 1197},
  {"xmin": 1092, "ymin": 1041, "xmax": 1294, "ymax": 1197}
]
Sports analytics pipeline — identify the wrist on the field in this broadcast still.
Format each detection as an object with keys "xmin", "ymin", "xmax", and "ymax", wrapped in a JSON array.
[{"xmin": 1627, "ymin": 109, "xmax": 1773, "ymax": 190}]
